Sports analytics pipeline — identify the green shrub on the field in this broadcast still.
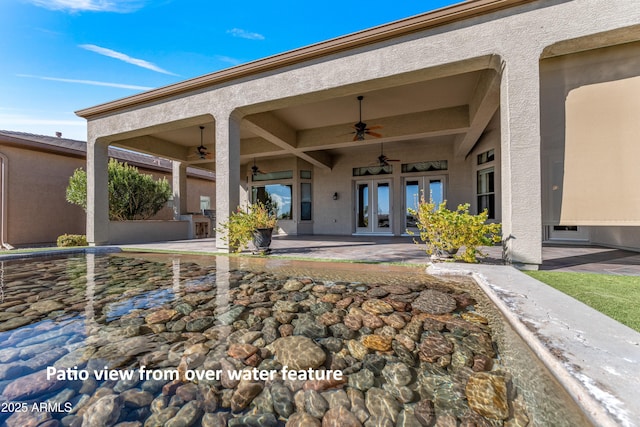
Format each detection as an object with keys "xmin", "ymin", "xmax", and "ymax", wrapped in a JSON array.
[
  {"xmin": 57, "ymin": 234, "xmax": 88, "ymax": 247},
  {"xmin": 217, "ymin": 201, "xmax": 278, "ymax": 252},
  {"xmin": 66, "ymin": 159, "xmax": 172, "ymax": 220},
  {"xmin": 407, "ymin": 196, "xmax": 501, "ymax": 263}
]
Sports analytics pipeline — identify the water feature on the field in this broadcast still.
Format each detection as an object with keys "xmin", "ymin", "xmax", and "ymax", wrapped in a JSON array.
[{"xmin": 0, "ymin": 253, "xmax": 590, "ymax": 426}]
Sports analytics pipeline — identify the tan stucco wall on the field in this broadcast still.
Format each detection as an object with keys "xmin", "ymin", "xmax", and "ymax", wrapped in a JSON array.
[
  {"xmin": 0, "ymin": 144, "xmax": 215, "ymax": 246},
  {"xmin": 0, "ymin": 146, "xmax": 85, "ymax": 246},
  {"xmin": 142, "ymin": 169, "xmax": 215, "ymax": 219},
  {"xmin": 540, "ymin": 40, "xmax": 640, "ymax": 249}
]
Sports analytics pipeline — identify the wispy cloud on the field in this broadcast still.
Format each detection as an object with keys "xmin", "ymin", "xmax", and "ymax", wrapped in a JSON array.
[
  {"xmin": 227, "ymin": 28, "xmax": 265, "ymax": 41},
  {"xmin": 79, "ymin": 44, "xmax": 178, "ymax": 75},
  {"xmin": 215, "ymin": 55, "xmax": 243, "ymax": 66},
  {"xmin": 25, "ymin": 0, "xmax": 146, "ymax": 13},
  {"xmin": 18, "ymin": 74, "xmax": 153, "ymax": 90}
]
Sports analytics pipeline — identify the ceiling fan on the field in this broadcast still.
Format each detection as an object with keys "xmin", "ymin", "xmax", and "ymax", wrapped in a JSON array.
[
  {"xmin": 375, "ymin": 143, "xmax": 400, "ymax": 166},
  {"xmin": 251, "ymin": 158, "xmax": 267, "ymax": 176},
  {"xmin": 189, "ymin": 126, "xmax": 212, "ymax": 160},
  {"xmin": 352, "ymin": 95, "xmax": 382, "ymax": 141}
]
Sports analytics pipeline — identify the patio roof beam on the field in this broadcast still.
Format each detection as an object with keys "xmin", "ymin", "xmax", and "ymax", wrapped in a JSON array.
[
  {"xmin": 453, "ymin": 69, "xmax": 501, "ymax": 158},
  {"xmin": 239, "ymin": 137, "xmax": 287, "ymax": 160},
  {"xmin": 243, "ymin": 112, "xmax": 333, "ymax": 170},
  {"xmin": 296, "ymin": 106, "xmax": 470, "ymax": 151},
  {"xmin": 112, "ymin": 136, "xmax": 190, "ymax": 162}
]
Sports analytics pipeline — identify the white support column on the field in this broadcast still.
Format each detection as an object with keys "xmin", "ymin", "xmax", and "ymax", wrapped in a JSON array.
[
  {"xmin": 215, "ymin": 112, "xmax": 241, "ymax": 251},
  {"xmin": 500, "ymin": 52, "xmax": 543, "ymax": 267},
  {"xmin": 172, "ymin": 161, "xmax": 188, "ymax": 220},
  {"xmin": 87, "ymin": 137, "xmax": 110, "ymax": 246}
]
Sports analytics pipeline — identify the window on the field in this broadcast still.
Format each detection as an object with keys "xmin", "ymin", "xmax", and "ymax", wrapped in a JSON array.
[
  {"xmin": 200, "ymin": 196, "xmax": 211, "ymax": 212},
  {"xmin": 477, "ymin": 149, "xmax": 494, "ymax": 165},
  {"xmin": 300, "ymin": 170, "xmax": 312, "ymax": 179},
  {"xmin": 252, "ymin": 170, "xmax": 293, "ymax": 182},
  {"xmin": 477, "ymin": 167, "xmax": 495, "ymax": 219},
  {"xmin": 353, "ymin": 165, "xmax": 393, "ymax": 176},
  {"xmin": 252, "ymin": 184, "xmax": 293, "ymax": 220},
  {"xmin": 401, "ymin": 160, "xmax": 448, "ymax": 173},
  {"xmin": 300, "ymin": 183, "xmax": 312, "ymax": 221}
]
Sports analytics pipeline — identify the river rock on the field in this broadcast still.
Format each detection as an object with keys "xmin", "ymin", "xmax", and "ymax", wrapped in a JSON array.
[
  {"xmin": 271, "ymin": 381, "xmax": 294, "ymax": 417},
  {"xmin": 362, "ymin": 335, "xmax": 392, "ymax": 352},
  {"xmin": 228, "ymin": 413, "xmax": 278, "ymax": 427},
  {"xmin": 381, "ymin": 363, "xmax": 412, "ymax": 387},
  {"xmin": 465, "ymin": 372, "xmax": 509, "ymax": 420},
  {"xmin": 413, "ymin": 399, "xmax": 435, "ymax": 426},
  {"xmin": 322, "ymin": 405, "xmax": 363, "ymax": 427},
  {"xmin": 3, "ymin": 369, "xmax": 65, "ymax": 400},
  {"xmin": 362, "ymin": 299, "xmax": 393, "ymax": 315},
  {"xmin": 286, "ymin": 412, "xmax": 321, "ymax": 427},
  {"xmin": 412, "ymin": 290, "xmax": 457, "ymax": 315},
  {"xmin": 145, "ymin": 309, "xmax": 178, "ymax": 325},
  {"xmin": 304, "ymin": 389, "xmax": 329, "ymax": 419},
  {"xmin": 418, "ymin": 333, "xmax": 453, "ymax": 362},
  {"xmin": 271, "ymin": 336, "xmax": 326, "ymax": 370},
  {"xmin": 349, "ymin": 368, "xmax": 375, "ymax": 391},
  {"xmin": 231, "ymin": 378, "xmax": 264, "ymax": 412},
  {"xmin": 365, "ymin": 387, "xmax": 401, "ymax": 423},
  {"xmin": 81, "ymin": 394, "xmax": 123, "ymax": 427}
]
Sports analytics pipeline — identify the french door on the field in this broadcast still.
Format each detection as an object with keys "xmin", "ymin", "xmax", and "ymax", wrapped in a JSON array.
[
  {"xmin": 355, "ymin": 179, "xmax": 392, "ymax": 234},
  {"xmin": 404, "ymin": 175, "xmax": 446, "ymax": 233}
]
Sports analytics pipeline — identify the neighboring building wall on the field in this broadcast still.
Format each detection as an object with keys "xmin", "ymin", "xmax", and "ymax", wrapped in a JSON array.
[
  {"xmin": 142, "ymin": 169, "xmax": 215, "ymax": 220},
  {"xmin": 0, "ymin": 146, "xmax": 85, "ymax": 246},
  {"xmin": 540, "ymin": 41, "xmax": 640, "ymax": 250}
]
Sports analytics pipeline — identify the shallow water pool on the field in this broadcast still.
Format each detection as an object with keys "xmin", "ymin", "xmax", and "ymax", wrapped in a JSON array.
[{"xmin": 0, "ymin": 253, "xmax": 590, "ymax": 426}]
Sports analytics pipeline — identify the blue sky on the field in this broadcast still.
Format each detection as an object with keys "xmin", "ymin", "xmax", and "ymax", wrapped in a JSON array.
[{"xmin": 0, "ymin": 0, "xmax": 459, "ymax": 141}]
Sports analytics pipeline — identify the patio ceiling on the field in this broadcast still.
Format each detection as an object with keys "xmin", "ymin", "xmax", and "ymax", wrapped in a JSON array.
[{"xmin": 111, "ymin": 66, "xmax": 500, "ymax": 172}]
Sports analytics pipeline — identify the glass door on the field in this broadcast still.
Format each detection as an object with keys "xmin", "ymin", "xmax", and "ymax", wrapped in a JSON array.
[
  {"xmin": 355, "ymin": 179, "xmax": 392, "ymax": 234},
  {"xmin": 404, "ymin": 176, "xmax": 446, "ymax": 233}
]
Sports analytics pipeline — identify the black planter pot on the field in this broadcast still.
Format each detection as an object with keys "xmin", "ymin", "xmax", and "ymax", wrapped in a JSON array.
[{"xmin": 251, "ymin": 227, "xmax": 273, "ymax": 254}]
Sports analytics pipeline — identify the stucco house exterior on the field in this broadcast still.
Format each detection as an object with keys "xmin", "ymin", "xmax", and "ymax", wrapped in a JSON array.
[
  {"xmin": 76, "ymin": 0, "xmax": 640, "ymax": 267},
  {"xmin": 0, "ymin": 130, "xmax": 216, "ymax": 247}
]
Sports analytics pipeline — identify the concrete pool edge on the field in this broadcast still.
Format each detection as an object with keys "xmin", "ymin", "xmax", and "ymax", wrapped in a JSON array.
[{"xmin": 427, "ymin": 263, "xmax": 640, "ymax": 427}]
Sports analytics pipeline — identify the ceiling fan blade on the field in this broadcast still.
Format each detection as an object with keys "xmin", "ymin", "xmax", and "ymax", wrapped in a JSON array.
[
  {"xmin": 367, "ymin": 125, "xmax": 383, "ymax": 130},
  {"xmin": 367, "ymin": 131, "xmax": 383, "ymax": 138}
]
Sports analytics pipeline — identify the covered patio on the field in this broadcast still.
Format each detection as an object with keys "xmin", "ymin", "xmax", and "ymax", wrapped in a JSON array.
[{"xmin": 76, "ymin": 0, "xmax": 640, "ymax": 268}]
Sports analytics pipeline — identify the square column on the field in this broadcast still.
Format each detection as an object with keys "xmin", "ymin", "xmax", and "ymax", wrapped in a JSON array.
[
  {"xmin": 215, "ymin": 113, "xmax": 241, "ymax": 251},
  {"xmin": 500, "ymin": 53, "xmax": 543, "ymax": 266},
  {"xmin": 172, "ymin": 161, "xmax": 188, "ymax": 220},
  {"xmin": 86, "ymin": 137, "xmax": 110, "ymax": 246}
]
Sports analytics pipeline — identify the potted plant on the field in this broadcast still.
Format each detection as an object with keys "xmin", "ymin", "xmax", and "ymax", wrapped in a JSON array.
[
  {"xmin": 218, "ymin": 201, "xmax": 278, "ymax": 254},
  {"xmin": 407, "ymin": 195, "xmax": 501, "ymax": 263}
]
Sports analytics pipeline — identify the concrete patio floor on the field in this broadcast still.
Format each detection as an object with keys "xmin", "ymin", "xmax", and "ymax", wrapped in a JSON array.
[{"xmin": 120, "ymin": 235, "xmax": 640, "ymax": 275}]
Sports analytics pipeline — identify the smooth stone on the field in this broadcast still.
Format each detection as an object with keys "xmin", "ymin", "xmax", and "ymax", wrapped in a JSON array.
[
  {"xmin": 30, "ymin": 299, "xmax": 65, "ymax": 313},
  {"xmin": 145, "ymin": 309, "xmax": 178, "ymax": 325},
  {"xmin": 418, "ymin": 333, "xmax": 454, "ymax": 363},
  {"xmin": 4, "ymin": 410, "xmax": 52, "ymax": 427},
  {"xmin": 364, "ymin": 387, "xmax": 401, "ymax": 423},
  {"xmin": 346, "ymin": 340, "xmax": 369, "ymax": 361},
  {"xmin": 321, "ymin": 389, "xmax": 350, "ymax": 410},
  {"xmin": 286, "ymin": 412, "xmax": 321, "ymax": 427},
  {"xmin": 348, "ymin": 368, "xmax": 375, "ymax": 391},
  {"xmin": 412, "ymin": 290, "xmax": 457, "ymax": 315},
  {"xmin": 3, "ymin": 369, "xmax": 65, "ymax": 400},
  {"xmin": 271, "ymin": 382, "xmax": 294, "ymax": 418},
  {"xmin": 361, "ymin": 335, "xmax": 392, "ymax": 352},
  {"xmin": 231, "ymin": 379, "xmax": 264, "ymax": 412},
  {"xmin": 362, "ymin": 299, "xmax": 394, "ymax": 315},
  {"xmin": 322, "ymin": 405, "xmax": 363, "ymax": 427},
  {"xmin": 304, "ymin": 389, "xmax": 329, "ymax": 419},
  {"xmin": 217, "ymin": 306, "xmax": 245, "ymax": 325},
  {"xmin": 81, "ymin": 394, "xmax": 123, "ymax": 427},
  {"xmin": 201, "ymin": 413, "xmax": 230, "ymax": 427},
  {"xmin": 381, "ymin": 363, "xmax": 412, "ymax": 387},
  {"xmin": 121, "ymin": 389, "xmax": 154, "ymax": 408},
  {"xmin": 396, "ymin": 410, "xmax": 422, "ymax": 427},
  {"xmin": 228, "ymin": 413, "xmax": 278, "ymax": 427},
  {"xmin": 465, "ymin": 372, "xmax": 509, "ymax": 420},
  {"xmin": 362, "ymin": 354, "xmax": 386, "ymax": 375},
  {"xmin": 271, "ymin": 336, "xmax": 326, "ymax": 370},
  {"xmin": 292, "ymin": 313, "xmax": 328, "ymax": 339},
  {"xmin": 165, "ymin": 400, "xmax": 203, "ymax": 427},
  {"xmin": 186, "ymin": 316, "xmax": 215, "ymax": 332},
  {"xmin": 413, "ymin": 399, "xmax": 435, "ymax": 426}
]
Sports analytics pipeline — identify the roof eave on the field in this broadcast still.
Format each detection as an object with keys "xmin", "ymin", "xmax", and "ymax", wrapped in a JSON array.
[{"xmin": 76, "ymin": 0, "xmax": 533, "ymax": 119}]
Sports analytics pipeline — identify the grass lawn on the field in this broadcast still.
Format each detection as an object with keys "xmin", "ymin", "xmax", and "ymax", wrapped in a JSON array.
[{"xmin": 525, "ymin": 271, "xmax": 640, "ymax": 333}]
